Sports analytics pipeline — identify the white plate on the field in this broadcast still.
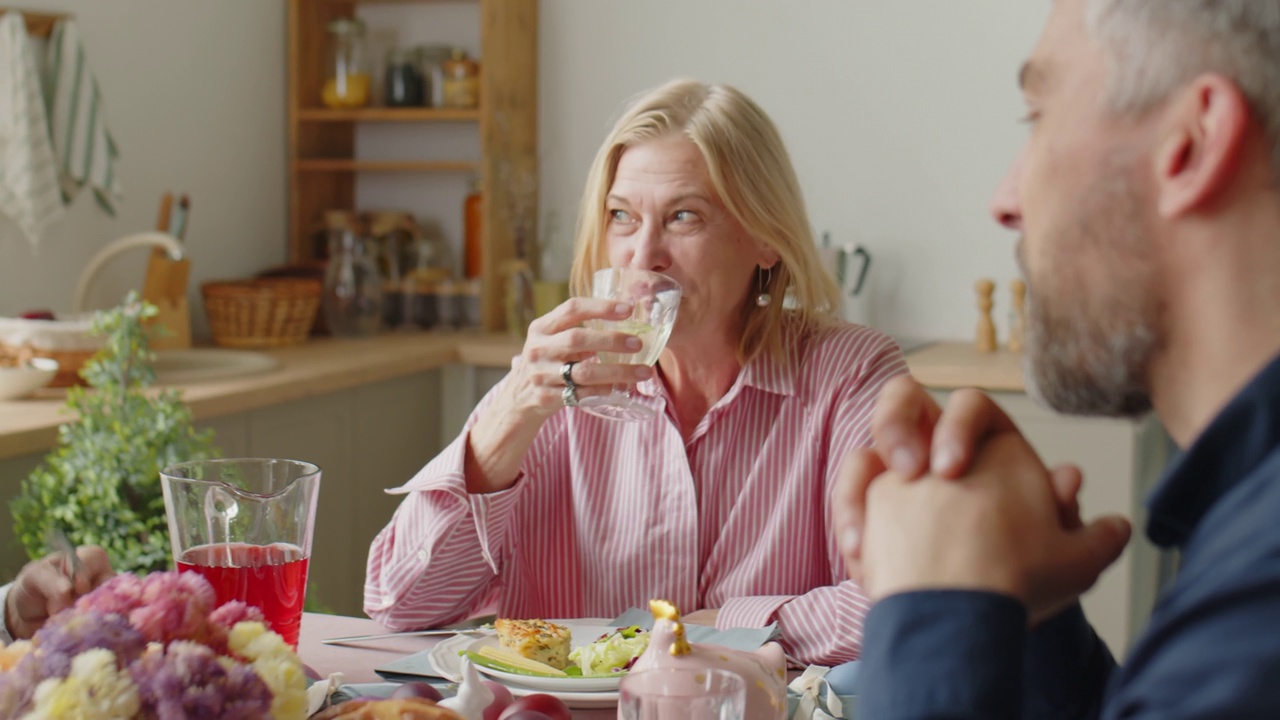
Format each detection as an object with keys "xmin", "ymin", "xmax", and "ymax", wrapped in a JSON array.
[
  {"xmin": 151, "ymin": 349, "xmax": 279, "ymax": 385},
  {"xmin": 429, "ymin": 623, "xmax": 624, "ymax": 709}
]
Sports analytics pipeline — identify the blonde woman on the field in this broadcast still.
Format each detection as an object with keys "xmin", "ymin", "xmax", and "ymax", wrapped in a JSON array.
[{"xmin": 364, "ymin": 79, "xmax": 906, "ymax": 665}]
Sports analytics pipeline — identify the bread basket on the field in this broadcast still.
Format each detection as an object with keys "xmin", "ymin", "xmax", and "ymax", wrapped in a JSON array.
[{"xmin": 201, "ymin": 278, "xmax": 321, "ymax": 348}]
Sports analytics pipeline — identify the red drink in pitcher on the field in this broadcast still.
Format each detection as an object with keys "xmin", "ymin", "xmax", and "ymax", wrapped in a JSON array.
[{"xmin": 177, "ymin": 542, "xmax": 310, "ymax": 648}]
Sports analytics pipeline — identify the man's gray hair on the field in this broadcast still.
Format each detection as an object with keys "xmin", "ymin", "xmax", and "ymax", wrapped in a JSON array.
[{"xmin": 1087, "ymin": 0, "xmax": 1280, "ymax": 178}]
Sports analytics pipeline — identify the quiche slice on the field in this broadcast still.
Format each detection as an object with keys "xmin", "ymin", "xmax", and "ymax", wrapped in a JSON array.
[{"xmin": 494, "ymin": 618, "xmax": 572, "ymax": 670}]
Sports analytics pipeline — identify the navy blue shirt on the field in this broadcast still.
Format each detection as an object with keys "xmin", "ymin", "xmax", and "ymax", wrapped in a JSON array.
[{"xmin": 859, "ymin": 353, "xmax": 1280, "ymax": 719}]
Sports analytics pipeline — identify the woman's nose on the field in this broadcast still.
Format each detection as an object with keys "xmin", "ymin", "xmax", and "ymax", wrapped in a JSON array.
[{"xmin": 629, "ymin": 222, "xmax": 671, "ymax": 273}]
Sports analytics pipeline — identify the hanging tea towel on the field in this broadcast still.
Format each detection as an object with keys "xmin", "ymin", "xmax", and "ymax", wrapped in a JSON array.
[
  {"xmin": 45, "ymin": 18, "xmax": 122, "ymax": 215},
  {"xmin": 0, "ymin": 12, "xmax": 64, "ymax": 246}
]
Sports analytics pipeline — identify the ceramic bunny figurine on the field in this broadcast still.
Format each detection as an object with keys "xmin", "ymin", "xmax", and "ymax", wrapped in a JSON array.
[{"xmin": 631, "ymin": 599, "xmax": 787, "ymax": 720}]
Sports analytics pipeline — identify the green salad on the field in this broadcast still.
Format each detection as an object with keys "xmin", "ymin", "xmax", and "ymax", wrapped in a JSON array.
[{"xmin": 568, "ymin": 625, "xmax": 650, "ymax": 675}]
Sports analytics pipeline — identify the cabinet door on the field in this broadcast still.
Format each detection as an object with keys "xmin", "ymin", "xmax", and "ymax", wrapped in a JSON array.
[{"xmin": 247, "ymin": 393, "xmax": 355, "ymax": 615}]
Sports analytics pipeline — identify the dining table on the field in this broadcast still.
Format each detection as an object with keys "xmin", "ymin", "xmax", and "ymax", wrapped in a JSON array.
[{"xmin": 299, "ymin": 612, "xmax": 618, "ymax": 719}]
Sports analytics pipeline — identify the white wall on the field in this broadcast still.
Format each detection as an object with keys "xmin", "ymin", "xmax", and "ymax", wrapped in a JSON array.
[
  {"xmin": 539, "ymin": 1, "xmax": 1050, "ymax": 341},
  {"xmin": 0, "ymin": 0, "xmax": 285, "ymax": 338},
  {"xmin": 0, "ymin": 1, "xmax": 1049, "ymax": 343}
]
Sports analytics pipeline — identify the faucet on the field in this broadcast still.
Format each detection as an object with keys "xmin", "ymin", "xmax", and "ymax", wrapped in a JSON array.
[{"xmin": 73, "ymin": 232, "xmax": 185, "ymax": 314}]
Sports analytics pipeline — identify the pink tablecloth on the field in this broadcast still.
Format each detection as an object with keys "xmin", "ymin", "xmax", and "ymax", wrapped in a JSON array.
[{"xmin": 298, "ymin": 613, "xmax": 615, "ymax": 719}]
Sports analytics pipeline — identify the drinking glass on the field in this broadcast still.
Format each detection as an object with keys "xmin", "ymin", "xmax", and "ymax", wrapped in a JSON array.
[
  {"xmin": 160, "ymin": 458, "xmax": 321, "ymax": 649},
  {"xmin": 579, "ymin": 267, "xmax": 682, "ymax": 422},
  {"xmin": 618, "ymin": 668, "xmax": 746, "ymax": 720}
]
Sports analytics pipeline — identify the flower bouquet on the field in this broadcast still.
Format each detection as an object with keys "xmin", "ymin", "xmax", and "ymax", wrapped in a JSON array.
[{"xmin": 0, "ymin": 571, "xmax": 307, "ymax": 719}]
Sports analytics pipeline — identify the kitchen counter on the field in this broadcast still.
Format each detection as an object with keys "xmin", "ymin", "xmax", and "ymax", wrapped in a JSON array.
[
  {"xmin": 0, "ymin": 332, "xmax": 524, "ymax": 461},
  {"xmin": 903, "ymin": 340, "xmax": 1025, "ymax": 392},
  {"xmin": 0, "ymin": 335, "xmax": 1016, "ymax": 461}
]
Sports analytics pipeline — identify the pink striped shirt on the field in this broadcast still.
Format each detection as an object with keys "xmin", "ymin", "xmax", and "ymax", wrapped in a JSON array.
[{"xmin": 364, "ymin": 323, "xmax": 906, "ymax": 665}]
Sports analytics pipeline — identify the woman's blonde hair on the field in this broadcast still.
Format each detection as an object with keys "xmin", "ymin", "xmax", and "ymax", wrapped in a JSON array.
[{"xmin": 569, "ymin": 79, "xmax": 841, "ymax": 365}]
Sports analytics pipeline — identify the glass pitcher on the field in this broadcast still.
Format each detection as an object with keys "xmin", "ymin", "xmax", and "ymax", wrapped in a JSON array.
[{"xmin": 160, "ymin": 458, "xmax": 321, "ymax": 649}]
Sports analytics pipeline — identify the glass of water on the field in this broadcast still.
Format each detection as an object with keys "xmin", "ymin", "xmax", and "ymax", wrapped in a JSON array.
[{"xmin": 579, "ymin": 267, "xmax": 682, "ymax": 422}]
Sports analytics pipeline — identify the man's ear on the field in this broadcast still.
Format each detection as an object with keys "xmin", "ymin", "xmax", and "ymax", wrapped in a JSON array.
[{"xmin": 1155, "ymin": 73, "xmax": 1250, "ymax": 219}]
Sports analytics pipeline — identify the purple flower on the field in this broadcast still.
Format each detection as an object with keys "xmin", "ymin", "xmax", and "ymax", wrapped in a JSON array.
[
  {"xmin": 33, "ymin": 611, "xmax": 147, "ymax": 667},
  {"xmin": 130, "ymin": 641, "xmax": 272, "ymax": 719}
]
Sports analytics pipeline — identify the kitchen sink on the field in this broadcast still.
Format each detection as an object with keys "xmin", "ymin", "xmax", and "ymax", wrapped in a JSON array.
[{"xmin": 151, "ymin": 349, "xmax": 279, "ymax": 385}]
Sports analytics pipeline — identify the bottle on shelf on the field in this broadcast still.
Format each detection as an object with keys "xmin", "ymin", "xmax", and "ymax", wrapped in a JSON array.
[
  {"xmin": 464, "ymin": 178, "xmax": 483, "ymax": 279},
  {"xmin": 322, "ymin": 18, "xmax": 371, "ymax": 109}
]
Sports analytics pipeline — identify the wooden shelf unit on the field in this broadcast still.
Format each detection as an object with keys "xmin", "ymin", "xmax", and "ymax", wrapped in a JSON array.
[{"xmin": 286, "ymin": 0, "xmax": 538, "ymax": 332}]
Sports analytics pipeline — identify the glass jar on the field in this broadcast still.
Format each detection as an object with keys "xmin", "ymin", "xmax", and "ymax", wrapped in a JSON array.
[
  {"xmin": 367, "ymin": 210, "xmax": 414, "ymax": 329},
  {"xmin": 441, "ymin": 48, "xmax": 479, "ymax": 109},
  {"xmin": 402, "ymin": 219, "xmax": 455, "ymax": 329},
  {"xmin": 416, "ymin": 45, "xmax": 451, "ymax": 108},
  {"xmin": 384, "ymin": 47, "xmax": 424, "ymax": 107},
  {"xmin": 322, "ymin": 18, "xmax": 371, "ymax": 109},
  {"xmin": 323, "ymin": 220, "xmax": 383, "ymax": 337}
]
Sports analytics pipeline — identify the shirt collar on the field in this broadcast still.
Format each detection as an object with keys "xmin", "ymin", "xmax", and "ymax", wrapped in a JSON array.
[{"xmin": 1147, "ymin": 351, "xmax": 1280, "ymax": 547}]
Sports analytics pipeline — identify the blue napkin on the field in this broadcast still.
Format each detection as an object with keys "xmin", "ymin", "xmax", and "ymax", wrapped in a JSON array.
[{"xmin": 609, "ymin": 607, "xmax": 780, "ymax": 650}]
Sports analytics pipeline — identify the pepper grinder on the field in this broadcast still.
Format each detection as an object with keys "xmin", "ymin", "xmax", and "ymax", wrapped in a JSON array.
[
  {"xmin": 976, "ymin": 279, "xmax": 997, "ymax": 353},
  {"xmin": 1008, "ymin": 279, "xmax": 1027, "ymax": 352}
]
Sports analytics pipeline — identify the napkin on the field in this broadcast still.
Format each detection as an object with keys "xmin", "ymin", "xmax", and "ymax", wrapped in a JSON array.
[{"xmin": 608, "ymin": 607, "xmax": 781, "ymax": 651}]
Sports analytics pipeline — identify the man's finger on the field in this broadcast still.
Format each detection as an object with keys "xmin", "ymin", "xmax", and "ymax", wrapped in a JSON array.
[
  {"xmin": 1057, "ymin": 515, "xmax": 1132, "ymax": 595},
  {"xmin": 832, "ymin": 448, "xmax": 888, "ymax": 582},
  {"xmin": 1048, "ymin": 464, "xmax": 1084, "ymax": 531},
  {"xmin": 871, "ymin": 376, "xmax": 942, "ymax": 478},
  {"xmin": 74, "ymin": 545, "xmax": 114, "ymax": 596},
  {"xmin": 930, "ymin": 389, "xmax": 1020, "ymax": 478}
]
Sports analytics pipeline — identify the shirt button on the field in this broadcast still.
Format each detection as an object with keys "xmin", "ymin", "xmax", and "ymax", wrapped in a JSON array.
[{"xmin": 417, "ymin": 548, "xmax": 428, "ymax": 562}]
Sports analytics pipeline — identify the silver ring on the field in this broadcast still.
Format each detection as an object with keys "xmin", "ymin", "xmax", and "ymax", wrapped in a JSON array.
[
  {"xmin": 560, "ymin": 361, "xmax": 578, "ymax": 389},
  {"xmin": 562, "ymin": 384, "xmax": 580, "ymax": 407}
]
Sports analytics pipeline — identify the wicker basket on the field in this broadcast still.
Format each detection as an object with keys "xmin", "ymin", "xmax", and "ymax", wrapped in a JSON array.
[{"xmin": 201, "ymin": 278, "xmax": 321, "ymax": 348}]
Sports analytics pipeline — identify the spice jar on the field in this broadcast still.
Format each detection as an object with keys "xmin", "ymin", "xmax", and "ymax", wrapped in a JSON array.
[
  {"xmin": 441, "ymin": 48, "xmax": 479, "ymax": 109},
  {"xmin": 384, "ymin": 47, "xmax": 424, "ymax": 107},
  {"xmin": 322, "ymin": 18, "xmax": 371, "ymax": 108}
]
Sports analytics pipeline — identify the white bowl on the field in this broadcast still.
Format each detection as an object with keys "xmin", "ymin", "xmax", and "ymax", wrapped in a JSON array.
[{"xmin": 0, "ymin": 358, "xmax": 59, "ymax": 400}]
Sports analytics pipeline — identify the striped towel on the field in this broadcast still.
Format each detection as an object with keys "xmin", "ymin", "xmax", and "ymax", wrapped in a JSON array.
[
  {"xmin": 44, "ymin": 18, "xmax": 122, "ymax": 215},
  {"xmin": 0, "ymin": 12, "xmax": 64, "ymax": 246}
]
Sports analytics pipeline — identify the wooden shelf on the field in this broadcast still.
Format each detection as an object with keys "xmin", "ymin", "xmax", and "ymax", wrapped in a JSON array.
[
  {"xmin": 296, "ymin": 107, "xmax": 481, "ymax": 122},
  {"xmin": 293, "ymin": 159, "xmax": 478, "ymax": 173}
]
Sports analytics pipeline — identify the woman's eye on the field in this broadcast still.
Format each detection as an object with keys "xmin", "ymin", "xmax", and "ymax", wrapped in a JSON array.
[
  {"xmin": 608, "ymin": 209, "xmax": 631, "ymax": 222},
  {"xmin": 672, "ymin": 210, "xmax": 696, "ymax": 223}
]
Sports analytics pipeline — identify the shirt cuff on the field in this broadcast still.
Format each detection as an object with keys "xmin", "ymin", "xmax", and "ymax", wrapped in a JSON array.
[
  {"xmin": 717, "ymin": 595, "xmax": 792, "ymax": 630},
  {"xmin": 0, "ymin": 583, "xmax": 12, "ymax": 645},
  {"xmin": 859, "ymin": 590, "xmax": 1027, "ymax": 718}
]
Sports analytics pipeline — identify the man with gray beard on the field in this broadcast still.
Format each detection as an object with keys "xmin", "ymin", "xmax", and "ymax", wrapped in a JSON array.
[{"xmin": 833, "ymin": 0, "xmax": 1280, "ymax": 717}]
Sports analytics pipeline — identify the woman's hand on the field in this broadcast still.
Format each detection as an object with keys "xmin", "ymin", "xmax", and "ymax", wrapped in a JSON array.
[
  {"xmin": 504, "ymin": 298, "xmax": 655, "ymax": 418},
  {"xmin": 465, "ymin": 298, "xmax": 655, "ymax": 494}
]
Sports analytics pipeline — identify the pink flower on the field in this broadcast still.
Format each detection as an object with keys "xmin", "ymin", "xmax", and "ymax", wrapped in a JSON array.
[
  {"xmin": 127, "ymin": 573, "xmax": 218, "ymax": 645},
  {"xmin": 75, "ymin": 573, "xmax": 146, "ymax": 619}
]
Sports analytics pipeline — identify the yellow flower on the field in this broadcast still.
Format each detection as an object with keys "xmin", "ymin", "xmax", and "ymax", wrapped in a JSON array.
[
  {"xmin": 26, "ymin": 649, "xmax": 140, "ymax": 719},
  {"xmin": 228, "ymin": 621, "xmax": 306, "ymax": 719},
  {"xmin": 0, "ymin": 640, "xmax": 31, "ymax": 671}
]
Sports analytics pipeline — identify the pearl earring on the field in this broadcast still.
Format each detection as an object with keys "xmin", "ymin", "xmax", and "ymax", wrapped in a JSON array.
[{"xmin": 756, "ymin": 266, "xmax": 772, "ymax": 307}]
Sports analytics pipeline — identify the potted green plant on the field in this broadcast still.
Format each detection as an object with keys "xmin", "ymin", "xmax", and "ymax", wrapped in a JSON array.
[{"xmin": 12, "ymin": 292, "xmax": 218, "ymax": 573}]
